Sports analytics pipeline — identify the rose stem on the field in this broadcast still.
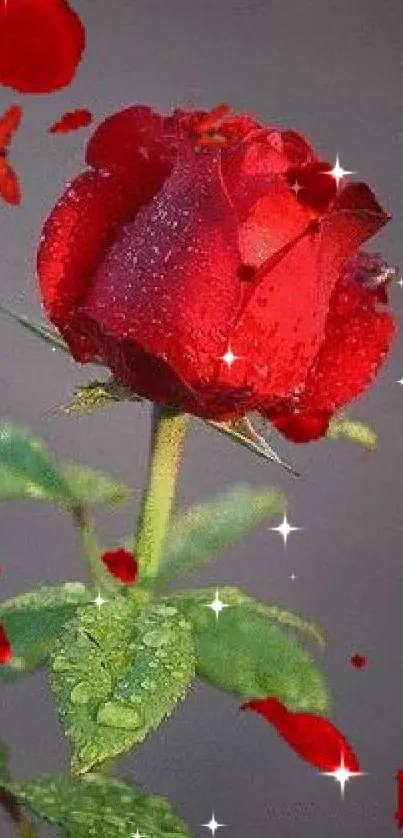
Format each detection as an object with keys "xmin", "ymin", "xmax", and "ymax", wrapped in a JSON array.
[
  {"xmin": 72, "ymin": 504, "xmax": 120, "ymax": 597},
  {"xmin": 131, "ymin": 405, "xmax": 189, "ymax": 602}
]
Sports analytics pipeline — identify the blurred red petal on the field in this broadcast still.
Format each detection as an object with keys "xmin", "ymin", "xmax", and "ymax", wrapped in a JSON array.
[
  {"xmin": 0, "ymin": 623, "xmax": 12, "ymax": 664},
  {"xmin": 0, "ymin": 0, "xmax": 85, "ymax": 93},
  {"xmin": 241, "ymin": 697, "xmax": 360, "ymax": 773},
  {"xmin": 49, "ymin": 108, "xmax": 92, "ymax": 134},
  {"xmin": 101, "ymin": 548, "xmax": 138, "ymax": 585},
  {"xmin": 350, "ymin": 653, "xmax": 367, "ymax": 669},
  {"xmin": 0, "ymin": 159, "xmax": 21, "ymax": 204}
]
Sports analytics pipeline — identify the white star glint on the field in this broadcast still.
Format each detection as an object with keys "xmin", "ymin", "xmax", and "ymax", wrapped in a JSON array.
[
  {"xmin": 202, "ymin": 813, "xmax": 225, "ymax": 836},
  {"xmin": 131, "ymin": 831, "xmax": 146, "ymax": 838},
  {"xmin": 220, "ymin": 344, "xmax": 241, "ymax": 369},
  {"xmin": 320, "ymin": 752, "xmax": 366, "ymax": 799},
  {"xmin": 289, "ymin": 573, "xmax": 297, "ymax": 582},
  {"xmin": 93, "ymin": 591, "xmax": 108, "ymax": 610},
  {"xmin": 203, "ymin": 590, "xmax": 231, "ymax": 621},
  {"xmin": 327, "ymin": 155, "xmax": 354, "ymax": 187},
  {"xmin": 398, "ymin": 277, "xmax": 403, "ymax": 288},
  {"xmin": 269, "ymin": 513, "xmax": 304, "ymax": 547},
  {"xmin": 290, "ymin": 179, "xmax": 303, "ymax": 197},
  {"xmin": 397, "ymin": 378, "xmax": 403, "ymax": 386}
]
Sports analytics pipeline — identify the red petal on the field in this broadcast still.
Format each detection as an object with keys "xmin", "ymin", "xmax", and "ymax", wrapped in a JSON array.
[
  {"xmin": 350, "ymin": 653, "xmax": 367, "ymax": 669},
  {"xmin": 0, "ymin": 0, "xmax": 85, "ymax": 94},
  {"xmin": 271, "ymin": 410, "xmax": 331, "ymax": 443},
  {"xmin": 101, "ymin": 548, "xmax": 138, "ymax": 585},
  {"xmin": 296, "ymin": 269, "xmax": 396, "ymax": 414},
  {"xmin": 0, "ymin": 623, "xmax": 12, "ymax": 665},
  {"xmin": 85, "ymin": 106, "xmax": 174, "ymax": 183},
  {"xmin": 287, "ymin": 161, "xmax": 337, "ymax": 213},
  {"xmin": 77, "ymin": 149, "xmax": 244, "ymax": 414},
  {"xmin": 241, "ymin": 697, "xmax": 360, "ymax": 773},
  {"xmin": 0, "ymin": 159, "xmax": 21, "ymax": 204},
  {"xmin": 231, "ymin": 221, "xmax": 326, "ymax": 400},
  {"xmin": 49, "ymin": 108, "xmax": 92, "ymax": 134},
  {"xmin": 0, "ymin": 103, "xmax": 22, "ymax": 148},
  {"xmin": 37, "ymin": 167, "xmax": 162, "ymax": 359}
]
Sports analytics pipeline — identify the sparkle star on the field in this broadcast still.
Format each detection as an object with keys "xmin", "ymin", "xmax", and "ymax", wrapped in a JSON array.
[
  {"xmin": 320, "ymin": 752, "xmax": 366, "ymax": 798},
  {"xmin": 131, "ymin": 831, "xmax": 145, "ymax": 838},
  {"xmin": 269, "ymin": 513, "xmax": 304, "ymax": 547},
  {"xmin": 93, "ymin": 591, "xmax": 108, "ymax": 610},
  {"xmin": 290, "ymin": 179, "xmax": 303, "ymax": 197},
  {"xmin": 203, "ymin": 590, "xmax": 230, "ymax": 621},
  {"xmin": 202, "ymin": 813, "xmax": 225, "ymax": 835},
  {"xmin": 398, "ymin": 277, "xmax": 403, "ymax": 288},
  {"xmin": 289, "ymin": 573, "xmax": 297, "ymax": 582},
  {"xmin": 327, "ymin": 155, "xmax": 354, "ymax": 188},
  {"xmin": 397, "ymin": 378, "xmax": 403, "ymax": 386},
  {"xmin": 220, "ymin": 344, "xmax": 241, "ymax": 369}
]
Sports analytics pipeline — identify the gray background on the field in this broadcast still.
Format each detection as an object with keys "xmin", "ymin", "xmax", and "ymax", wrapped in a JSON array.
[{"xmin": 1, "ymin": 0, "xmax": 403, "ymax": 835}]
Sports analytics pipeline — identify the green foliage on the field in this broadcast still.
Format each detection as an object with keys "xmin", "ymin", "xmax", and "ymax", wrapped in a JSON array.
[
  {"xmin": 164, "ymin": 587, "xmax": 329, "ymax": 713},
  {"xmin": 327, "ymin": 414, "xmax": 377, "ymax": 450},
  {"xmin": 0, "ymin": 740, "xmax": 10, "ymax": 781},
  {"xmin": 158, "ymin": 486, "xmax": 286, "ymax": 584},
  {"xmin": 5, "ymin": 773, "xmax": 192, "ymax": 837},
  {"xmin": 0, "ymin": 423, "xmax": 132, "ymax": 511},
  {"xmin": 63, "ymin": 464, "xmax": 131, "ymax": 506},
  {"xmin": 50, "ymin": 599, "xmax": 195, "ymax": 774},
  {"xmin": 0, "ymin": 424, "xmax": 76, "ymax": 505},
  {"xmin": 59, "ymin": 378, "xmax": 142, "ymax": 416},
  {"xmin": 0, "ymin": 583, "xmax": 92, "ymax": 683}
]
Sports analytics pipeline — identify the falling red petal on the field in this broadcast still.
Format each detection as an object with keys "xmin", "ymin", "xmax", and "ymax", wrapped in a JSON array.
[
  {"xmin": 49, "ymin": 108, "xmax": 92, "ymax": 134},
  {"xmin": 241, "ymin": 697, "xmax": 360, "ymax": 773},
  {"xmin": 101, "ymin": 547, "xmax": 138, "ymax": 585},
  {"xmin": 0, "ymin": 0, "xmax": 86, "ymax": 94},
  {"xmin": 395, "ymin": 770, "xmax": 403, "ymax": 829},
  {"xmin": 0, "ymin": 103, "xmax": 22, "ymax": 148},
  {"xmin": 0, "ymin": 623, "xmax": 12, "ymax": 664},
  {"xmin": 0, "ymin": 159, "xmax": 21, "ymax": 204},
  {"xmin": 350, "ymin": 652, "xmax": 367, "ymax": 669}
]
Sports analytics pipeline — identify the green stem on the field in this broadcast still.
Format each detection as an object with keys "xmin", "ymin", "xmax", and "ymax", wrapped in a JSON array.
[
  {"xmin": 133, "ymin": 406, "xmax": 189, "ymax": 595},
  {"xmin": 72, "ymin": 505, "xmax": 119, "ymax": 597}
]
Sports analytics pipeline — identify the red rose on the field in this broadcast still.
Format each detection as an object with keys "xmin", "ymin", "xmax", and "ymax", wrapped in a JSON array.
[{"xmin": 37, "ymin": 104, "xmax": 397, "ymax": 442}]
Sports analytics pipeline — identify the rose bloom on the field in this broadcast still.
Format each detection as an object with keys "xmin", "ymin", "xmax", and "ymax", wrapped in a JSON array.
[{"xmin": 37, "ymin": 104, "xmax": 397, "ymax": 442}]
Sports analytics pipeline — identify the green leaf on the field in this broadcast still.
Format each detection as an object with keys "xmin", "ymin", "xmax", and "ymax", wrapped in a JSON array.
[
  {"xmin": 207, "ymin": 416, "xmax": 301, "ymax": 476},
  {"xmin": 50, "ymin": 600, "xmax": 195, "ymax": 774},
  {"xmin": 164, "ymin": 587, "xmax": 329, "ymax": 713},
  {"xmin": 158, "ymin": 486, "xmax": 286, "ymax": 585},
  {"xmin": 63, "ymin": 463, "xmax": 132, "ymax": 506},
  {"xmin": 0, "ymin": 304, "xmax": 71, "ymax": 355},
  {"xmin": 0, "ymin": 583, "xmax": 92, "ymax": 682},
  {"xmin": 59, "ymin": 378, "xmax": 142, "ymax": 416},
  {"xmin": 0, "ymin": 424, "xmax": 76, "ymax": 505},
  {"xmin": 327, "ymin": 413, "xmax": 377, "ymax": 451},
  {"xmin": 5, "ymin": 774, "xmax": 192, "ymax": 838}
]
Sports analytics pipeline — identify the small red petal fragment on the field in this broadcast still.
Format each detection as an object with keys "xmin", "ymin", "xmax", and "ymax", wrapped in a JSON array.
[
  {"xmin": 0, "ymin": 0, "xmax": 86, "ymax": 94},
  {"xmin": 271, "ymin": 410, "xmax": 331, "ymax": 442},
  {"xmin": 350, "ymin": 653, "xmax": 367, "ymax": 669},
  {"xmin": 241, "ymin": 697, "xmax": 360, "ymax": 773},
  {"xmin": 0, "ymin": 623, "xmax": 12, "ymax": 664},
  {"xmin": 49, "ymin": 108, "xmax": 92, "ymax": 134},
  {"xmin": 101, "ymin": 547, "xmax": 138, "ymax": 585},
  {"xmin": 395, "ymin": 770, "xmax": 403, "ymax": 829}
]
